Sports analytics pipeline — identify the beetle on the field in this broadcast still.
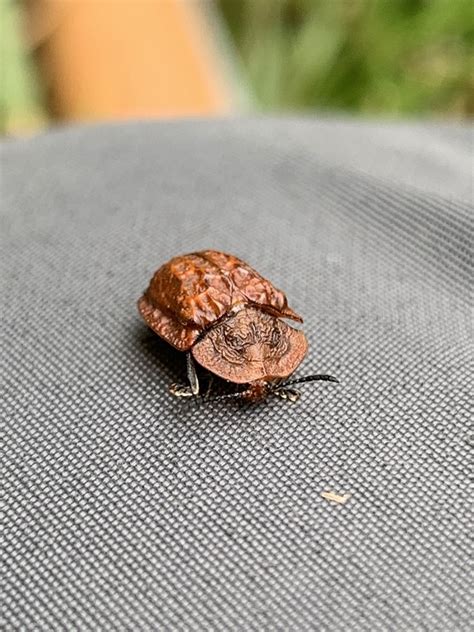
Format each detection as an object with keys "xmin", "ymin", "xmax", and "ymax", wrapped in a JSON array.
[{"xmin": 138, "ymin": 250, "xmax": 338, "ymax": 402}]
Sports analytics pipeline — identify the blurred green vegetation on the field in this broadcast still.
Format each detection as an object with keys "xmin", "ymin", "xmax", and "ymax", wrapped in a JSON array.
[
  {"xmin": 0, "ymin": 0, "xmax": 46, "ymax": 134},
  {"xmin": 0, "ymin": 0, "xmax": 472, "ymax": 136},
  {"xmin": 219, "ymin": 0, "xmax": 474, "ymax": 117}
]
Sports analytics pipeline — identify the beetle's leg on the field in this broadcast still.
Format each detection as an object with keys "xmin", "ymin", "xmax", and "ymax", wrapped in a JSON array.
[
  {"xmin": 169, "ymin": 383, "xmax": 195, "ymax": 398},
  {"xmin": 169, "ymin": 353, "xmax": 200, "ymax": 398},
  {"xmin": 187, "ymin": 353, "xmax": 200, "ymax": 396},
  {"xmin": 204, "ymin": 376, "xmax": 214, "ymax": 400},
  {"xmin": 273, "ymin": 387, "xmax": 301, "ymax": 403}
]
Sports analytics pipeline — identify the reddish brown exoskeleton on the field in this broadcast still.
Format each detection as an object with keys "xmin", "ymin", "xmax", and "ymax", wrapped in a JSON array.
[{"xmin": 138, "ymin": 250, "xmax": 338, "ymax": 402}]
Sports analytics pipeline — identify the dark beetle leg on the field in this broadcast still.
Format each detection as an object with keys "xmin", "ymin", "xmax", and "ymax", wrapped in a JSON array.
[
  {"xmin": 169, "ymin": 353, "xmax": 200, "ymax": 398},
  {"xmin": 204, "ymin": 376, "xmax": 214, "ymax": 400}
]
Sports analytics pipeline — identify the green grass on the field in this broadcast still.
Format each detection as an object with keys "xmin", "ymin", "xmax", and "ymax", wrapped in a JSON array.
[{"xmin": 219, "ymin": 0, "xmax": 474, "ymax": 117}]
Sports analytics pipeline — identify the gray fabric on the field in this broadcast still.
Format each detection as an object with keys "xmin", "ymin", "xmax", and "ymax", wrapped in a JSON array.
[{"xmin": 2, "ymin": 118, "xmax": 473, "ymax": 631}]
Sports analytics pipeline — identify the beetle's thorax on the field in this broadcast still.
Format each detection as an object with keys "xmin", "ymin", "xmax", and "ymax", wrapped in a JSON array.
[
  {"xmin": 242, "ymin": 380, "xmax": 273, "ymax": 401},
  {"xmin": 191, "ymin": 306, "xmax": 308, "ymax": 384}
]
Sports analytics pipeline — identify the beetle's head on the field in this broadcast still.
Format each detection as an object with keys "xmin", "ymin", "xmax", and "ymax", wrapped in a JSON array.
[{"xmin": 191, "ymin": 306, "xmax": 307, "ymax": 384}]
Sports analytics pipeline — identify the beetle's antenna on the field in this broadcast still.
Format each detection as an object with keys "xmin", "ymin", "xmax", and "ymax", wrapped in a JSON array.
[{"xmin": 281, "ymin": 374, "xmax": 339, "ymax": 387}]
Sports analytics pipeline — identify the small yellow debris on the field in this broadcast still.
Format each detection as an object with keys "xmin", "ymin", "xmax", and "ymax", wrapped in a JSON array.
[{"xmin": 321, "ymin": 491, "xmax": 351, "ymax": 505}]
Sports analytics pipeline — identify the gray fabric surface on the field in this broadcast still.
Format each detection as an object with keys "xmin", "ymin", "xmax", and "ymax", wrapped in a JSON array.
[{"xmin": 2, "ymin": 117, "xmax": 473, "ymax": 631}]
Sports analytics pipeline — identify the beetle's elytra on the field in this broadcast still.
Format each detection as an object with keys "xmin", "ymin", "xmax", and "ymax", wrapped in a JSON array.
[{"xmin": 138, "ymin": 250, "xmax": 337, "ymax": 402}]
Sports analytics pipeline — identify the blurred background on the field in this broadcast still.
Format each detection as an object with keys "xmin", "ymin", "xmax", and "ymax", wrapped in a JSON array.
[{"xmin": 1, "ymin": 0, "xmax": 473, "ymax": 136}]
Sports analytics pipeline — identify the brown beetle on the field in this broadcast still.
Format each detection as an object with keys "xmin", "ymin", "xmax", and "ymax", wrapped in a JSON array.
[{"xmin": 138, "ymin": 250, "xmax": 337, "ymax": 402}]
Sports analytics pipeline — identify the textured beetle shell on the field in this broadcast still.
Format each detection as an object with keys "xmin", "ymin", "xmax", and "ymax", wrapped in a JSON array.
[
  {"xmin": 138, "ymin": 250, "xmax": 303, "ymax": 351},
  {"xmin": 192, "ymin": 307, "xmax": 307, "ymax": 383}
]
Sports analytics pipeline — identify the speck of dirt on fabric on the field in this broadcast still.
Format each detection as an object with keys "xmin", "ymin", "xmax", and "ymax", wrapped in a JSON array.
[{"xmin": 321, "ymin": 491, "xmax": 352, "ymax": 505}]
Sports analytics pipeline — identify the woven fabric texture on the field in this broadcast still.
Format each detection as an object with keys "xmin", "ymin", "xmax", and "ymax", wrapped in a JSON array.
[{"xmin": 2, "ymin": 118, "xmax": 473, "ymax": 631}]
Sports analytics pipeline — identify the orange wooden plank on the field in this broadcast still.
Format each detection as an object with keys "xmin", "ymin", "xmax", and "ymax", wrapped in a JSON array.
[{"xmin": 28, "ymin": 0, "xmax": 232, "ymax": 121}]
